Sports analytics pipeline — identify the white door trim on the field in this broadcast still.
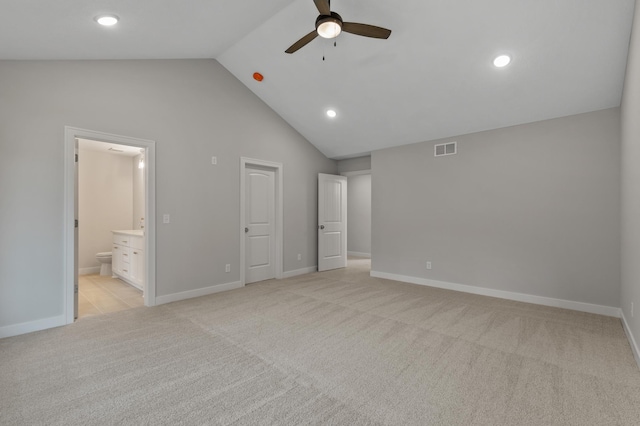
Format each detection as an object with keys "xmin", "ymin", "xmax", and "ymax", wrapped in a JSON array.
[
  {"xmin": 240, "ymin": 157, "xmax": 283, "ymax": 285},
  {"xmin": 63, "ymin": 126, "xmax": 157, "ymax": 325}
]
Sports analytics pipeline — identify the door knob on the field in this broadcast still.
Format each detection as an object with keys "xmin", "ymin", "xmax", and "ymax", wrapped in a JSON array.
[
  {"xmin": 245, "ymin": 227, "xmax": 249, "ymax": 233},
  {"xmin": 320, "ymin": 225, "xmax": 325, "ymax": 230}
]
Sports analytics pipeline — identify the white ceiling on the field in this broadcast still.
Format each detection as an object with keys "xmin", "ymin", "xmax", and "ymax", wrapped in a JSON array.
[
  {"xmin": 0, "ymin": 0, "xmax": 295, "ymax": 59},
  {"xmin": 2, "ymin": 0, "xmax": 635, "ymax": 159}
]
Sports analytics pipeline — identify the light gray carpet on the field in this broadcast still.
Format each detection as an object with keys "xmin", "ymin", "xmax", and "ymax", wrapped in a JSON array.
[{"xmin": 2, "ymin": 258, "xmax": 640, "ymax": 425}]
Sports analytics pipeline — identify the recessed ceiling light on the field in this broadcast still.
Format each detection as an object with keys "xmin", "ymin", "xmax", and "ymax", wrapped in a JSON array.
[
  {"xmin": 326, "ymin": 109, "xmax": 337, "ymax": 118},
  {"xmin": 95, "ymin": 15, "xmax": 119, "ymax": 26},
  {"xmin": 493, "ymin": 54, "xmax": 511, "ymax": 68}
]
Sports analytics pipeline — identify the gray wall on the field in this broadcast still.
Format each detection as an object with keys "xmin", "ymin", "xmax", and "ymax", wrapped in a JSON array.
[
  {"xmin": 337, "ymin": 156, "xmax": 371, "ymax": 173},
  {"xmin": 621, "ymin": 0, "xmax": 640, "ymax": 351},
  {"xmin": 346, "ymin": 174, "xmax": 371, "ymax": 256},
  {"xmin": 372, "ymin": 108, "xmax": 621, "ymax": 307},
  {"xmin": 0, "ymin": 59, "xmax": 336, "ymax": 329},
  {"xmin": 78, "ymin": 148, "xmax": 134, "ymax": 271}
]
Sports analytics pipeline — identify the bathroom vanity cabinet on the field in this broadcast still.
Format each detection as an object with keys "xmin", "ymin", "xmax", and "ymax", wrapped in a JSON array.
[{"xmin": 112, "ymin": 230, "xmax": 145, "ymax": 291}]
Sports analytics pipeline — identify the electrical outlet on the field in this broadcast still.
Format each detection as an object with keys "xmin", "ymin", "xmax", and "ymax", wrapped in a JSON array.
[
  {"xmin": 225, "ymin": 264, "xmax": 230, "ymax": 273},
  {"xmin": 297, "ymin": 254, "xmax": 302, "ymax": 261},
  {"xmin": 426, "ymin": 261, "xmax": 432, "ymax": 270},
  {"xmin": 211, "ymin": 156, "xmax": 217, "ymax": 165},
  {"xmin": 163, "ymin": 214, "xmax": 170, "ymax": 224}
]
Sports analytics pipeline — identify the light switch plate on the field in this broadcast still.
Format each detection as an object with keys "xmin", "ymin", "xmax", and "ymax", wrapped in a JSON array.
[{"xmin": 163, "ymin": 214, "xmax": 170, "ymax": 224}]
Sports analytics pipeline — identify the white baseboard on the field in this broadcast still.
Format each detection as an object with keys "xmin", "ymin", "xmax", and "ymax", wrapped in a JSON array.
[
  {"xmin": 283, "ymin": 266, "xmax": 317, "ymax": 278},
  {"xmin": 79, "ymin": 266, "xmax": 100, "ymax": 275},
  {"xmin": 621, "ymin": 310, "xmax": 640, "ymax": 369},
  {"xmin": 370, "ymin": 270, "xmax": 621, "ymax": 318},
  {"xmin": 155, "ymin": 281, "xmax": 243, "ymax": 305},
  {"xmin": 348, "ymin": 251, "xmax": 371, "ymax": 258},
  {"xmin": 0, "ymin": 314, "xmax": 66, "ymax": 339}
]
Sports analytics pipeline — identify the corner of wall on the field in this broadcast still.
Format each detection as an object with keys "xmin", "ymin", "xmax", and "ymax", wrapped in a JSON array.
[
  {"xmin": 621, "ymin": 309, "xmax": 640, "ymax": 368},
  {"xmin": 620, "ymin": 0, "xmax": 640, "ymax": 371}
]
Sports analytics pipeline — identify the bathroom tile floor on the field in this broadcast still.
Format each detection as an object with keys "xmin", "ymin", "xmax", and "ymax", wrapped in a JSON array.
[{"xmin": 78, "ymin": 274, "xmax": 143, "ymax": 319}]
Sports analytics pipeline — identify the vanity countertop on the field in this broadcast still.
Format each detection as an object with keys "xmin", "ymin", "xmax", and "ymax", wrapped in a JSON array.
[{"xmin": 113, "ymin": 230, "xmax": 144, "ymax": 237}]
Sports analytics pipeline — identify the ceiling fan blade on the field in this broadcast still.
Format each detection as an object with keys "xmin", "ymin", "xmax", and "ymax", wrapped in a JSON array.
[
  {"xmin": 342, "ymin": 22, "xmax": 392, "ymax": 39},
  {"xmin": 314, "ymin": 0, "xmax": 331, "ymax": 15},
  {"xmin": 285, "ymin": 30, "xmax": 319, "ymax": 54}
]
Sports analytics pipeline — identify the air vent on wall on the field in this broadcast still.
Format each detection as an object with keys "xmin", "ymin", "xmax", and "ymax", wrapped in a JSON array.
[{"xmin": 434, "ymin": 142, "xmax": 457, "ymax": 157}]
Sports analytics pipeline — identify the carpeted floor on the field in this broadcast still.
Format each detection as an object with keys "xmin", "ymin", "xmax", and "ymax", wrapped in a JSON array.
[{"xmin": 2, "ymin": 257, "xmax": 640, "ymax": 425}]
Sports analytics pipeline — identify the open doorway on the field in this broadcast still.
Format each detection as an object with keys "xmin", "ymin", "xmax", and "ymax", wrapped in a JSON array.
[
  {"xmin": 64, "ymin": 127, "xmax": 156, "ymax": 325},
  {"xmin": 76, "ymin": 139, "xmax": 145, "ymax": 319},
  {"xmin": 341, "ymin": 170, "xmax": 371, "ymax": 271}
]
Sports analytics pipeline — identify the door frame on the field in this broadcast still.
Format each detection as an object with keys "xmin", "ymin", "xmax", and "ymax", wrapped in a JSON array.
[
  {"xmin": 340, "ymin": 170, "xmax": 372, "ymax": 258},
  {"xmin": 240, "ymin": 157, "xmax": 283, "ymax": 285},
  {"xmin": 63, "ymin": 126, "xmax": 157, "ymax": 324}
]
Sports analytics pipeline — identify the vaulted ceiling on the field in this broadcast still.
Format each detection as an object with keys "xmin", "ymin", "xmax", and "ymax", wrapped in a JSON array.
[{"xmin": 2, "ymin": 0, "xmax": 635, "ymax": 158}]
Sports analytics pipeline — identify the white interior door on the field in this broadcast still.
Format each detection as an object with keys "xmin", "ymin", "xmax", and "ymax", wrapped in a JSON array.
[
  {"xmin": 245, "ymin": 167, "xmax": 276, "ymax": 283},
  {"xmin": 318, "ymin": 173, "xmax": 347, "ymax": 271}
]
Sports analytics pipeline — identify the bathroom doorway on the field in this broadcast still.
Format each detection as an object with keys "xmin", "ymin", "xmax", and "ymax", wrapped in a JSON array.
[
  {"xmin": 77, "ymin": 139, "xmax": 145, "ymax": 319},
  {"xmin": 64, "ymin": 127, "xmax": 157, "ymax": 325}
]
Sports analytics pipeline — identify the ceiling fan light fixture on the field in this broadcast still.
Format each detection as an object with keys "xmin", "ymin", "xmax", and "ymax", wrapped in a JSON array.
[
  {"xmin": 285, "ymin": 7, "xmax": 390, "ymax": 54},
  {"xmin": 316, "ymin": 16, "xmax": 342, "ymax": 39}
]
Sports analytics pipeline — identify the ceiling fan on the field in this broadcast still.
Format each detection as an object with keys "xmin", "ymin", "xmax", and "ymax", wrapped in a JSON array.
[{"xmin": 285, "ymin": 0, "xmax": 392, "ymax": 54}]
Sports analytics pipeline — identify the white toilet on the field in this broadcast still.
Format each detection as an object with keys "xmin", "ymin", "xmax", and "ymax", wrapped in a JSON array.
[{"xmin": 96, "ymin": 252, "xmax": 112, "ymax": 276}]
